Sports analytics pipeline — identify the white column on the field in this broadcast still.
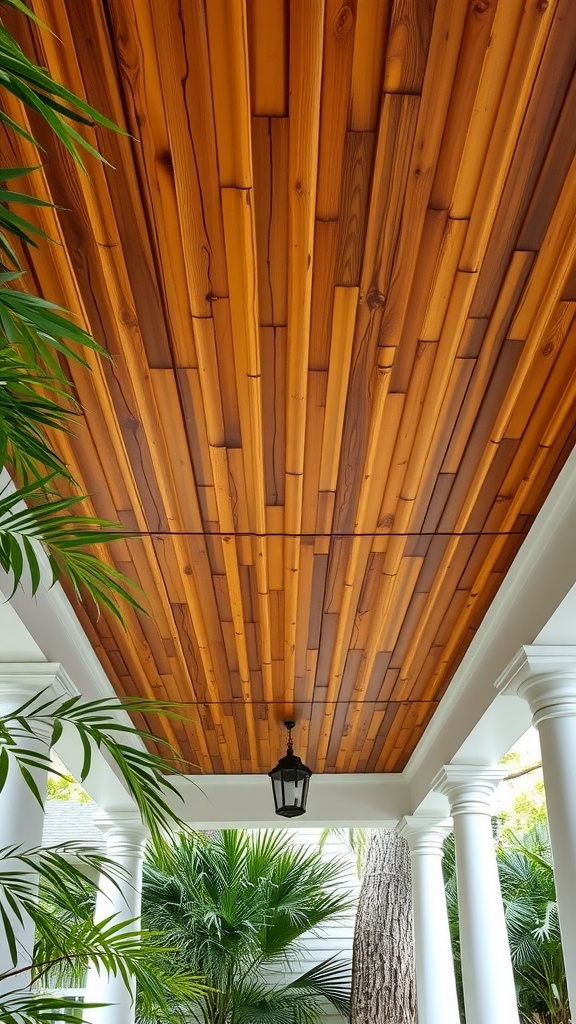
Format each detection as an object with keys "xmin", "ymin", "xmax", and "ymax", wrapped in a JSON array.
[
  {"xmin": 0, "ymin": 670, "xmax": 56, "ymax": 994},
  {"xmin": 435, "ymin": 766, "xmax": 519, "ymax": 1024},
  {"xmin": 397, "ymin": 816, "xmax": 460, "ymax": 1024},
  {"xmin": 503, "ymin": 649, "xmax": 576, "ymax": 1012},
  {"xmin": 83, "ymin": 813, "xmax": 148, "ymax": 1024}
]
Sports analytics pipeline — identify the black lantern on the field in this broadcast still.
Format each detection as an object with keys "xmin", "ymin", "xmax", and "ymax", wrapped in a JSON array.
[{"xmin": 268, "ymin": 721, "xmax": 312, "ymax": 818}]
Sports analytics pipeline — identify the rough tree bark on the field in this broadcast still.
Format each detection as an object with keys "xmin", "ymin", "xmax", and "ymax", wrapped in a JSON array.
[{"xmin": 351, "ymin": 829, "xmax": 416, "ymax": 1024}]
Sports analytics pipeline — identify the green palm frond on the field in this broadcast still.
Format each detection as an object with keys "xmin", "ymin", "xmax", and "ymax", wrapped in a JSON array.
[
  {"xmin": 0, "ymin": 0, "xmax": 47, "ymax": 29},
  {"xmin": 0, "ymin": 279, "xmax": 106, "ymax": 373},
  {"xmin": 0, "ymin": 691, "xmax": 197, "ymax": 844},
  {"xmin": 284, "ymin": 955, "xmax": 352, "ymax": 1017},
  {"xmin": 0, "ymin": 185, "xmax": 52, "ymax": 269},
  {"xmin": 0, "ymin": 991, "xmax": 103, "ymax": 1024},
  {"xmin": 0, "ymin": 346, "xmax": 78, "ymax": 479},
  {"xmin": 0, "ymin": 475, "xmax": 144, "ymax": 618},
  {"xmin": 0, "ymin": 4, "xmax": 126, "ymax": 172},
  {"xmin": 28, "ymin": 914, "xmax": 203, "ymax": 996},
  {"xmin": 2, "ymin": 912, "xmax": 208, "ymax": 1020},
  {"xmin": 0, "ymin": 841, "xmax": 128, "ymax": 970}
]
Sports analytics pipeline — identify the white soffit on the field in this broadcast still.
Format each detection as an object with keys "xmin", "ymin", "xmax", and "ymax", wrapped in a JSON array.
[
  {"xmin": 0, "ymin": 600, "xmax": 45, "ymax": 662},
  {"xmin": 406, "ymin": 443, "xmax": 576, "ymax": 814}
]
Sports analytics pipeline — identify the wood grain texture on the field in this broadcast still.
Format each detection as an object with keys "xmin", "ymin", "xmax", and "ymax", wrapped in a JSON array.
[{"xmin": 5, "ymin": 0, "xmax": 576, "ymax": 773}]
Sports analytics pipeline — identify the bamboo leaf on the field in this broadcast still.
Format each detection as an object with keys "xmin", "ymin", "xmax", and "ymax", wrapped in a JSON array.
[
  {"xmin": 0, "ymin": 745, "xmax": 9, "ymax": 792},
  {"xmin": 17, "ymin": 762, "xmax": 45, "ymax": 808},
  {"xmin": 0, "ymin": 900, "xmax": 18, "ymax": 967},
  {"xmin": 0, "ymin": 165, "xmax": 42, "ymax": 183},
  {"xmin": 0, "ymin": 0, "xmax": 48, "ymax": 30}
]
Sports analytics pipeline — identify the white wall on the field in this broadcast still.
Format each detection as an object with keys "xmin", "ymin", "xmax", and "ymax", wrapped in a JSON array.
[{"xmin": 273, "ymin": 828, "xmax": 360, "ymax": 1023}]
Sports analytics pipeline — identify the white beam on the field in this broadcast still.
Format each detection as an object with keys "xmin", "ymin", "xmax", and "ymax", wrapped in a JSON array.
[{"xmin": 171, "ymin": 773, "xmax": 409, "ymax": 829}]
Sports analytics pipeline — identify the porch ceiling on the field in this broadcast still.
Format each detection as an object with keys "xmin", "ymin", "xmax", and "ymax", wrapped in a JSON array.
[{"xmin": 3, "ymin": 0, "xmax": 576, "ymax": 774}]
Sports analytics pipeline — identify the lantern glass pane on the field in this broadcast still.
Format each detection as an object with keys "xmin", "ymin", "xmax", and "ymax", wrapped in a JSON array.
[{"xmin": 271, "ymin": 773, "xmax": 283, "ymax": 811}]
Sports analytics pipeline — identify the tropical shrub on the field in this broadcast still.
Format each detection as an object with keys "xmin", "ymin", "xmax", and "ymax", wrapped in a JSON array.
[
  {"xmin": 499, "ymin": 825, "xmax": 568, "ymax": 1024},
  {"xmin": 0, "ymin": 691, "xmax": 207, "ymax": 1024},
  {"xmin": 140, "ymin": 828, "xmax": 354, "ymax": 1024}
]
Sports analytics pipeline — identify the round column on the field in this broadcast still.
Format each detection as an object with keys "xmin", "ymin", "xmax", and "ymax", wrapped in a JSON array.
[
  {"xmin": 435, "ymin": 766, "xmax": 519, "ymax": 1024},
  {"xmin": 0, "ymin": 676, "xmax": 52, "ymax": 993},
  {"xmin": 82, "ymin": 814, "xmax": 148, "ymax": 1024},
  {"xmin": 518, "ymin": 671, "xmax": 576, "ymax": 1011},
  {"xmin": 397, "ymin": 817, "xmax": 460, "ymax": 1024}
]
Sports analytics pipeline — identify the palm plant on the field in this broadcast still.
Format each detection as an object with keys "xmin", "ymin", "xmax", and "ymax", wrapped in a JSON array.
[
  {"xmin": 499, "ymin": 825, "xmax": 568, "ymax": 1024},
  {"xmin": 0, "ymin": 690, "xmax": 207, "ymax": 1024},
  {"xmin": 0, "ymin": 0, "xmax": 142, "ymax": 621},
  {"xmin": 140, "ymin": 829, "xmax": 354, "ymax": 1024}
]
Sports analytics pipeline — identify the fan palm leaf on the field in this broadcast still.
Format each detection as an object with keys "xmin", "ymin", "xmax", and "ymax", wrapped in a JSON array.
[{"xmin": 140, "ymin": 830, "xmax": 354, "ymax": 1024}]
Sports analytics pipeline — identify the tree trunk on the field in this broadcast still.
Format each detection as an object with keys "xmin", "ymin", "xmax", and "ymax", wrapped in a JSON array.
[{"xmin": 351, "ymin": 829, "xmax": 416, "ymax": 1024}]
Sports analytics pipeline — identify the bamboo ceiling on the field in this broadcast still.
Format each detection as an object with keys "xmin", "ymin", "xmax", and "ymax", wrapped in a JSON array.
[{"xmin": 3, "ymin": 0, "xmax": 576, "ymax": 773}]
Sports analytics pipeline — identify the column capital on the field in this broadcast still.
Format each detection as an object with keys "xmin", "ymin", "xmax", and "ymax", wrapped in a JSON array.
[
  {"xmin": 433, "ymin": 764, "xmax": 507, "ymax": 815},
  {"xmin": 0, "ymin": 663, "xmax": 74, "ymax": 746},
  {"xmin": 496, "ymin": 645, "xmax": 576, "ymax": 726},
  {"xmin": 397, "ymin": 815, "xmax": 452, "ymax": 856},
  {"xmin": 93, "ymin": 810, "xmax": 149, "ymax": 857},
  {"xmin": 0, "ymin": 662, "xmax": 75, "ymax": 705}
]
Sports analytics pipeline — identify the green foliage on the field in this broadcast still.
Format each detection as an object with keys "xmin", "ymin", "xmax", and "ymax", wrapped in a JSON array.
[
  {"xmin": 0, "ymin": 694, "xmax": 208, "ymax": 1024},
  {"xmin": 0, "ymin": 0, "xmax": 124, "ymax": 178},
  {"xmin": 499, "ymin": 825, "xmax": 568, "ymax": 1024},
  {"xmin": 46, "ymin": 772, "xmax": 90, "ymax": 803},
  {"xmin": 0, "ymin": 689, "xmax": 196, "ymax": 844},
  {"xmin": 0, "ymin": 475, "xmax": 146, "ymax": 613},
  {"xmin": 0, "ymin": 0, "xmax": 140, "ymax": 624},
  {"xmin": 0, "ymin": 991, "xmax": 100, "ymax": 1023},
  {"xmin": 319, "ymin": 827, "xmax": 367, "ymax": 879},
  {"xmin": 139, "ymin": 829, "xmax": 355, "ymax": 1024},
  {"xmin": 499, "ymin": 780, "xmax": 547, "ymax": 835}
]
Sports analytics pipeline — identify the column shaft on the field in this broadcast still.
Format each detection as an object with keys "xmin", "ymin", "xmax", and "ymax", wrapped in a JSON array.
[
  {"xmin": 436, "ymin": 768, "xmax": 519, "ymax": 1024},
  {"xmin": 399, "ymin": 819, "xmax": 460, "ymax": 1024},
  {"xmin": 537, "ymin": 714, "xmax": 576, "ymax": 1004},
  {"xmin": 516, "ymin": 670, "xmax": 576, "ymax": 1013},
  {"xmin": 0, "ymin": 685, "xmax": 51, "ymax": 994},
  {"xmin": 82, "ymin": 818, "xmax": 148, "ymax": 1024}
]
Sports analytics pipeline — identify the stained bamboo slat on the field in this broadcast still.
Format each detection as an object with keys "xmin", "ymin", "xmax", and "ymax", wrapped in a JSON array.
[{"xmin": 4, "ymin": 0, "xmax": 574, "ymax": 774}]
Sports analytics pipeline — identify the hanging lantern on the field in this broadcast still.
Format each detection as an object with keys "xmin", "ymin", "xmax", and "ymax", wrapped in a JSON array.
[{"xmin": 268, "ymin": 721, "xmax": 312, "ymax": 818}]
